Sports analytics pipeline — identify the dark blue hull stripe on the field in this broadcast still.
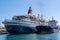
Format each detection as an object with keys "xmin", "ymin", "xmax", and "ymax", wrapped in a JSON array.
[{"xmin": 5, "ymin": 25, "xmax": 37, "ymax": 34}]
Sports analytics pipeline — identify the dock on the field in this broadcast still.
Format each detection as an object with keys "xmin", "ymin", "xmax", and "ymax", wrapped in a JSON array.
[
  {"xmin": 0, "ymin": 26, "xmax": 8, "ymax": 34},
  {"xmin": 0, "ymin": 31, "xmax": 8, "ymax": 34}
]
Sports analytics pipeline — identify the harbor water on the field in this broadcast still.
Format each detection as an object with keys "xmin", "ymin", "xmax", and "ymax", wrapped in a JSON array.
[{"xmin": 0, "ymin": 31, "xmax": 60, "ymax": 40}]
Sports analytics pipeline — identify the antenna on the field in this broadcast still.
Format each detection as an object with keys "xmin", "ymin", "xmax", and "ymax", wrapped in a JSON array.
[
  {"xmin": 52, "ymin": 16, "xmax": 54, "ymax": 20},
  {"xmin": 4, "ymin": 17, "xmax": 7, "ymax": 21},
  {"xmin": 38, "ymin": 14, "xmax": 40, "ymax": 18},
  {"xmin": 41, "ymin": 13, "xmax": 43, "ymax": 20},
  {"xmin": 5, "ymin": 17, "xmax": 6, "ymax": 20},
  {"xmin": 39, "ymin": 5, "xmax": 44, "ymax": 20}
]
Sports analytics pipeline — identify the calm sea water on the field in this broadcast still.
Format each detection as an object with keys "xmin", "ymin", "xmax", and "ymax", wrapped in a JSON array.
[{"xmin": 0, "ymin": 31, "xmax": 60, "ymax": 40}]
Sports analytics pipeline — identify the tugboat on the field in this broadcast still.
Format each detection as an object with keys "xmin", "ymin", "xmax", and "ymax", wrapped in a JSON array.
[{"xmin": 36, "ymin": 16, "xmax": 58, "ymax": 34}]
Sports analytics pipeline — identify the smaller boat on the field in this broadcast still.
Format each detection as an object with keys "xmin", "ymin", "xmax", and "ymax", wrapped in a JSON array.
[{"xmin": 36, "ymin": 26, "xmax": 54, "ymax": 34}]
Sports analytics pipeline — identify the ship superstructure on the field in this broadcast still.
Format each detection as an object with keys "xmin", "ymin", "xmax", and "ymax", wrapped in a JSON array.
[{"xmin": 48, "ymin": 17, "xmax": 57, "ymax": 28}]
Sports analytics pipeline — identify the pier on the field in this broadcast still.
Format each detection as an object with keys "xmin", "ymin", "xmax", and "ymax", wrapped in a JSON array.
[{"xmin": 0, "ymin": 26, "xmax": 8, "ymax": 34}]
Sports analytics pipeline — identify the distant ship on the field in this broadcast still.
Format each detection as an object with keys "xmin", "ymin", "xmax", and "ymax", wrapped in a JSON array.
[{"xmin": 2, "ymin": 7, "xmax": 58, "ymax": 34}]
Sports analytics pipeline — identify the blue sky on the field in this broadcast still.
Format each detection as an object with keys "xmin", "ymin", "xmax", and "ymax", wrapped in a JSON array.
[{"xmin": 0, "ymin": 0, "xmax": 60, "ymax": 26}]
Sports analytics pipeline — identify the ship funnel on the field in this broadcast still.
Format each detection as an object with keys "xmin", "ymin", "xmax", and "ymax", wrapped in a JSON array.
[{"xmin": 28, "ymin": 6, "xmax": 32, "ymax": 14}]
